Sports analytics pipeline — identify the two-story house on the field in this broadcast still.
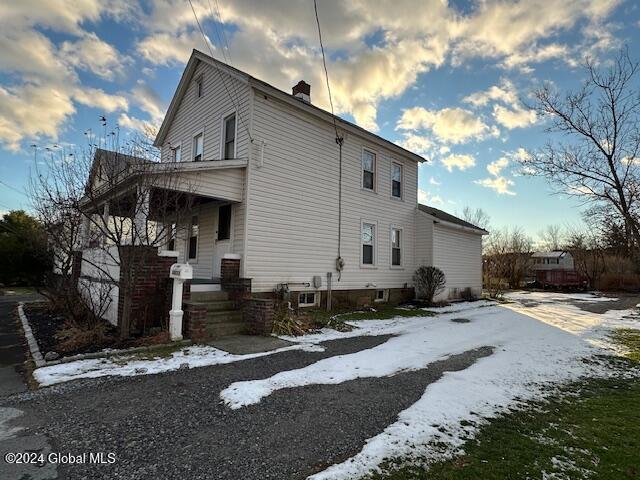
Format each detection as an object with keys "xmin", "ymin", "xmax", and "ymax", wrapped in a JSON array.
[{"xmin": 78, "ymin": 49, "xmax": 486, "ymax": 337}]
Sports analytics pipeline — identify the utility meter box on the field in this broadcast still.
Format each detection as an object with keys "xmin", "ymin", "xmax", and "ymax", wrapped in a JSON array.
[{"xmin": 170, "ymin": 263, "xmax": 193, "ymax": 280}]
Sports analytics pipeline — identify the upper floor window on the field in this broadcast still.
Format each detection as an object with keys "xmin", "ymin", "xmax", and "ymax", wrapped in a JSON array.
[
  {"xmin": 391, "ymin": 163, "xmax": 402, "ymax": 198},
  {"xmin": 223, "ymin": 113, "xmax": 236, "ymax": 159},
  {"xmin": 188, "ymin": 216, "xmax": 199, "ymax": 260},
  {"xmin": 391, "ymin": 228, "xmax": 402, "ymax": 266},
  {"xmin": 362, "ymin": 222, "xmax": 375, "ymax": 265},
  {"xmin": 193, "ymin": 133, "xmax": 203, "ymax": 162},
  {"xmin": 171, "ymin": 144, "xmax": 181, "ymax": 162},
  {"xmin": 195, "ymin": 76, "xmax": 203, "ymax": 98},
  {"xmin": 362, "ymin": 149, "xmax": 376, "ymax": 190}
]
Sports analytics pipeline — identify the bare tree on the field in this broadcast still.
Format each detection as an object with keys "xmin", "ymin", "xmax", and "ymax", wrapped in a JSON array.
[
  {"xmin": 565, "ymin": 223, "xmax": 605, "ymax": 288},
  {"xmin": 461, "ymin": 206, "xmax": 491, "ymax": 230},
  {"xmin": 538, "ymin": 224, "xmax": 564, "ymax": 251},
  {"xmin": 483, "ymin": 227, "xmax": 533, "ymax": 296},
  {"xmin": 520, "ymin": 48, "xmax": 640, "ymax": 256},
  {"xmin": 413, "ymin": 266, "xmax": 446, "ymax": 305},
  {"xmin": 31, "ymin": 123, "xmax": 198, "ymax": 339}
]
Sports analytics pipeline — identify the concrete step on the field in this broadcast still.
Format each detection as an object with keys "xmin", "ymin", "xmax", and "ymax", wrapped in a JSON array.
[
  {"xmin": 206, "ymin": 310, "xmax": 243, "ymax": 323},
  {"xmin": 203, "ymin": 321, "xmax": 247, "ymax": 338},
  {"xmin": 191, "ymin": 291, "xmax": 229, "ymax": 302},
  {"xmin": 202, "ymin": 300, "xmax": 235, "ymax": 312}
]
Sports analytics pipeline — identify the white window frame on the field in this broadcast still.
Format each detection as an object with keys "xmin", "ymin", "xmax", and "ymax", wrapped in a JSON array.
[
  {"xmin": 391, "ymin": 161, "xmax": 403, "ymax": 200},
  {"xmin": 220, "ymin": 110, "xmax": 238, "ymax": 160},
  {"xmin": 298, "ymin": 291, "xmax": 319, "ymax": 308},
  {"xmin": 374, "ymin": 289, "xmax": 389, "ymax": 303},
  {"xmin": 390, "ymin": 225, "xmax": 403, "ymax": 268},
  {"xmin": 192, "ymin": 130, "xmax": 204, "ymax": 162},
  {"xmin": 360, "ymin": 219, "xmax": 377, "ymax": 268},
  {"xmin": 195, "ymin": 75, "xmax": 204, "ymax": 98},
  {"xmin": 170, "ymin": 142, "xmax": 182, "ymax": 162},
  {"xmin": 361, "ymin": 147, "xmax": 377, "ymax": 192}
]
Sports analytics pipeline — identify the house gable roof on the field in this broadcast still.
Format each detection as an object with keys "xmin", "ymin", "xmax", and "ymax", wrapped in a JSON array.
[
  {"xmin": 418, "ymin": 204, "xmax": 488, "ymax": 234},
  {"xmin": 154, "ymin": 50, "xmax": 426, "ymax": 164}
]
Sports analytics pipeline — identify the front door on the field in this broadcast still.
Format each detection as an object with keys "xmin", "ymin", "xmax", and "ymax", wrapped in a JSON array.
[{"xmin": 212, "ymin": 203, "xmax": 233, "ymax": 277}]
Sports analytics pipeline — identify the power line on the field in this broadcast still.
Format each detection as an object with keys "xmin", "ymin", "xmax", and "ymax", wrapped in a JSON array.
[
  {"xmin": 187, "ymin": 0, "xmax": 254, "ymax": 144},
  {"xmin": 0, "ymin": 179, "xmax": 29, "ymax": 197},
  {"xmin": 313, "ymin": 0, "xmax": 344, "ymax": 280},
  {"xmin": 314, "ymin": 0, "xmax": 341, "ymax": 141}
]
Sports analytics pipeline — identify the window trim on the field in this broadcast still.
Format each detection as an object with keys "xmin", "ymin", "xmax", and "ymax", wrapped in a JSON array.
[
  {"xmin": 390, "ymin": 225, "xmax": 404, "ymax": 269},
  {"xmin": 360, "ymin": 219, "xmax": 377, "ymax": 268},
  {"xmin": 192, "ymin": 130, "xmax": 204, "ymax": 162},
  {"xmin": 220, "ymin": 110, "xmax": 238, "ymax": 160},
  {"xmin": 170, "ymin": 142, "xmax": 182, "ymax": 163},
  {"xmin": 187, "ymin": 214, "xmax": 199, "ymax": 263},
  {"xmin": 195, "ymin": 75, "xmax": 204, "ymax": 99},
  {"xmin": 298, "ymin": 291, "xmax": 319, "ymax": 308},
  {"xmin": 374, "ymin": 289, "xmax": 389, "ymax": 303},
  {"xmin": 361, "ymin": 147, "xmax": 377, "ymax": 192},
  {"xmin": 391, "ymin": 161, "xmax": 403, "ymax": 200}
]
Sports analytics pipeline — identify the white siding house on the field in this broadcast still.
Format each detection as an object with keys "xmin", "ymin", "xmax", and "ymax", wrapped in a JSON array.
[{"xmin": 121, "ymin": 49, "xmax": 488, "ymax": 306}]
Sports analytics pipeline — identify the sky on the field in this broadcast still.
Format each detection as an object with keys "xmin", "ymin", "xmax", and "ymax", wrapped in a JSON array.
[{"xmin": 1, "ymin": 0, "xmax": 639, "ymax": 239}]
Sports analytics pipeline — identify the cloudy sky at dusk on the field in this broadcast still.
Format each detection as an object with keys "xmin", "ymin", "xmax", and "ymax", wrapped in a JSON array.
[{"xmin": 1, "ymin": 0, "xmax": 639, "ymax": 237}]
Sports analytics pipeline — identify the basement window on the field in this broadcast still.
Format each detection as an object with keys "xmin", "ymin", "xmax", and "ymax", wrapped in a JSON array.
[
  {"xmin": 298, "ymin": 292, "xmax": 318, "ymax": 307},
  {"xmin": 375, "ymin": 289, "xmax": 388, "ymax": 302}
]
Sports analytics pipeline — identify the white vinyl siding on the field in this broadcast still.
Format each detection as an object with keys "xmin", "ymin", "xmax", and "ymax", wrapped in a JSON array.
[
  {"xmin": 415, "ymin": 211, "xmax": 434, "ymax": 268},
  {"xmin": 432, "ymin": 223, "xmax": 483, "ymax": 300},
  {"xmin": 245, "ymin": 92, "xmax": 418, "ymax": 292},
  {"xmin": 158, "ymin": 60, "xmax": 250, "ymax": 266}
]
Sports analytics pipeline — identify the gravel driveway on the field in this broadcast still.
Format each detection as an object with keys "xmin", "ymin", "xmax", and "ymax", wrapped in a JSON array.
[{"xmin": 3, "ymin": 335, "xmax": 492, "ymax": 480}]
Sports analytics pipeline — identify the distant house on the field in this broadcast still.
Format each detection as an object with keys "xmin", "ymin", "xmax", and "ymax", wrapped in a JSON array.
[{"xmin": 531, "ymin": 251, "xmax": 583, "ymax": 288}]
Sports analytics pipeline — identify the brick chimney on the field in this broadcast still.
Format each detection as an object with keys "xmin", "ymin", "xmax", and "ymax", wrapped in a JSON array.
[{"xmin": 292, "ymin": 80, "xmax": 311, "ymax": 103}]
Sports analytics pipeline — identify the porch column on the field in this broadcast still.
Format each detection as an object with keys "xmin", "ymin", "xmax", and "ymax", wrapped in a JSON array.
[{"xmin": 133, "ymin": 187, "xmax": 150, "ymax": 245}]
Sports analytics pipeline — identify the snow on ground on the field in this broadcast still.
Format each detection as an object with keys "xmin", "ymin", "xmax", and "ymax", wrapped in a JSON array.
[
  {"xmin": 33, "ymin": 343, "xmax": 324, "ymax": 387},
  {"xmin": 219, "ymin": 292, "xmax": 639, "ymax": 480}
]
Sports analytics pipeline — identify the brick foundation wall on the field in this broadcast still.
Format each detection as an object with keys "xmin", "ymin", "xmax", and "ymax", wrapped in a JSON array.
[
  {"xmin": 221, "ymin": 258, "xmax": 240, "ymax": 280},
  {"xmin": 183, "ymin": 302, "xmax": 207, "ymax": 342},
  {"xmin": 245, "ymin": 298, "xmax": 275, "ymax": 335},
  {"xmin": 117, "ymin": 246, "xmax": 175, "ymax": 336}
]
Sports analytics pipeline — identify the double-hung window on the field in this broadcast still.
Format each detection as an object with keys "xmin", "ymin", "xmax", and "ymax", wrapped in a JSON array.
[
  {"xmin": 223, "ymin": 114, "xmax": 236, "ymax": 160},
  {"xmin": 362, "ymin": 149, "xmax": 376, "ymax": 190},
  {"xmin": 391, "ymin": 228, "xmax": 402, "ymax": 266},
  {"xmin": 362, "ymin": 223, "xmax": 375, "ymax": 265},
  {"xmin": 188, "ymin": 216, "xmax": 199, "ymax": 260},
  {"xmin": 391, "ymin": 163, "xmax": 402, "ymax": 198},
  {"xmin": 193, "ymin": 133, "xmax": 203, "ymax": 162},
  {"xmin": 171, "ymin": 144, "xmax": 181, "ymax": 162}
]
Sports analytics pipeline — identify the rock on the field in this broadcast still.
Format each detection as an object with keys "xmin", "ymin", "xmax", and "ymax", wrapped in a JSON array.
[
  {"xmin": 179, "ymin": 363, "xmax": 190, "ymax": 370},
  {"xmin": 134, "ymin": 367, "xmax": 148, "ymax": 374},
  {"xmin": 44, "ymin": 351, "xmax": 60, "ymax": 361}
]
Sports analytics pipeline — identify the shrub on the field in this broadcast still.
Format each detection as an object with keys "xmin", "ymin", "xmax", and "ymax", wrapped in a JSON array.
[{"xmin": 413, "ymin": 266, "xmax": 446, "ymax": 305}]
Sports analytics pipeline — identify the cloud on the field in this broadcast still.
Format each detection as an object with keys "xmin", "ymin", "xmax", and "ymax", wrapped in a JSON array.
[
  {"xmin": 137, "ymin": 31, "xmax": 212, "ymax": 66},
  {"xmin": 475, "ymin": 151, "xmax": 520, "ymax": 195},
  {"xmin": 429, "ymin": 177, "xmax": 441, "ymax": 186},
  {"xmin": 397, "ymin": 107, "xmax": 493, "ymax": 144},
  {"xmin": 0, "ymin": 84, "xmax": 75, "ymax": 151},
  {"xmin": 418, "ymin": 188, "xmax": 443, "ymax": 205},
  {"xmin": 441, "ymin": 153, "xmax": 476, "ymax": 172},
  {"xmin": 61, "ymin": 33, "xmax": 129, "ymax": 80},
  {"xmin": 73, "ymin": 88, "xmax": 129, "ymax": 113},
  {"xmin": 493, "ymin": 104, "xmax": 537, "ymax": 129},
  {"xmin": 463, "ymin": 80, "xmax": 518, "ymax": 107},
  {"xmin": 475, "ymin": 176, "xmax": 516, "ymax": 195},
  {"xmin": 396, "ymin": 133, "xmax": 432, "ymax": 157}
]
